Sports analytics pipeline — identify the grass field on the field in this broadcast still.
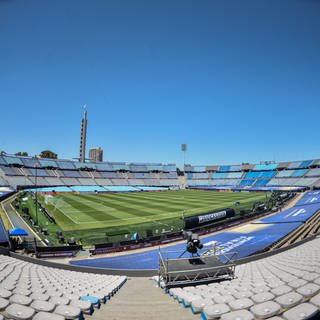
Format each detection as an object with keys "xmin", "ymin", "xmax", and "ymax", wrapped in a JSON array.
[{"xmin": 18, "ymin": 190, "xmax": 268, "ymax": 245}]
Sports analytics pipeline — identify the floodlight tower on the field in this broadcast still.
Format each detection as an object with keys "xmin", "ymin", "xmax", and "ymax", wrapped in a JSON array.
[{"xmin": 79, "ymin": 106, "xmax": 87, "ymax": 163}]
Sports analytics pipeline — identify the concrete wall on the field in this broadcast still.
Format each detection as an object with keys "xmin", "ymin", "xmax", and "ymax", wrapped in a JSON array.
[
  {"xmin": 9, "ymin": 252, "xmax": 157, "ymax": 277},
  {"xmin": 6, "ymin": 235, "xmax": 318, "ymax": 278}
]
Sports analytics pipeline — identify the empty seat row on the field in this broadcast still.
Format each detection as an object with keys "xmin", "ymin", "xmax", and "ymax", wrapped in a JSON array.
[
  {"xmin": 159, "ymin": 236, "xmax": 320, "ymax": 319},
  {"xmin": 0, "ymin": 255, "xmax": 126, "ymax": 319}
]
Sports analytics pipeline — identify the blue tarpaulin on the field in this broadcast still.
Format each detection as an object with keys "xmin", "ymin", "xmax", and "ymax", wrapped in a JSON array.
[
  {"xmin": 295, "ymin": 191, "xmax": 320, "ymax": 206},
  {"xmin": 70, "ymin": 221, "xmax": 301, "ymax": 270},
  {"xmin": 0, "ymin": 218, "xmax": 9, "ymax": 244},
  {"xmin": 9, "ymin": 228, "xmax": 28, "ymax": 236},
  {"xmin": 253, "ymin": 202, "xmax": 320, "ymax": 224}
]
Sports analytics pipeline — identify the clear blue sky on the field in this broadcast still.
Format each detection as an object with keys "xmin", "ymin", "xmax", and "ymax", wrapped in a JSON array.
[{"xmin": 1, "ymin": 0, "xmax": 320, "ymax": 168}]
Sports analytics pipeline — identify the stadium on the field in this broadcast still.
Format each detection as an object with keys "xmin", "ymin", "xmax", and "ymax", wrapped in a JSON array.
[
  {"xmin": 2, "ymin": 0, "xmax": 320, "ymax": 319},
  {"xmin": 1, "ymin": 151, "xmax": 320, "ymax": 319}
]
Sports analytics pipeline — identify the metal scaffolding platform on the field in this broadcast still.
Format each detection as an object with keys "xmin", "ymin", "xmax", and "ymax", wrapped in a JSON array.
[{"xmin": 158, "ymin": 246, "xmax": 237, "ymax": 288}]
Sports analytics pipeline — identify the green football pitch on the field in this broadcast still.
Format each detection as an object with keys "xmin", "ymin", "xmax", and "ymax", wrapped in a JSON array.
[
  {"xmin": 18, "ymin": 190, "xmax": 268, "ymax": 245},
  {"xmin": 41, "ymin": 189, "xmax": 266, "ymax": 228}
]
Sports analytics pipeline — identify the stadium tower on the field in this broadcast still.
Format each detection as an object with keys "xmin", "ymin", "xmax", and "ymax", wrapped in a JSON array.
[{"xmin": 79, "ymin": 107, "xmax": 87, "ymax": 163}]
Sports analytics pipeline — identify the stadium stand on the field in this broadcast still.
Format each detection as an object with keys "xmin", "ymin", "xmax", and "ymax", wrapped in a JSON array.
[
  {"xmin": 27, "ymin": 186, "xmax": 73, "ymax": 193},
  {"xmin": 161, "ymin": 236, "xmax": 320, "ymax": 320},
  {"xmin": 186, "ymin": 159, "xmax": 320, "ymax": 190},
  {"xmin": 0, "ymin": 154, "xmax": 178, "ymax": 190},
  {"xmin": 254, "ymin": 179, "xmax": 271, "ymax": 187},
  {"xmin": 69, "ymin": 186, "xmax": 107, "ymax": 192},
  {"xmin": 0, "ymin": 254, "xmax": 126, "ymax": 319},
  {"xmin": 254, "ymin": 163, "xmax": 278, "ymax": 171},
  {"xmin": 307, "ymin": 168, "xmax": 320, "ymax": 177},
  {"xmin": 2, "ymin": 156, "xmax": 320, "ymax": 318},
  {"xmin": 0, "ymin": 178, "xmax": 9, "ymax": 187},
  {"xmin": 288, "ymin": 160, "xmax": 313, "ymax": 169},
  {"xmin": 0, "ymin": 187, "xmax": 15, "ymax": 199}
]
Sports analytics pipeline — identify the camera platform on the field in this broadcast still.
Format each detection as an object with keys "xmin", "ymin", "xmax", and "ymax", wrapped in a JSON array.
[{"xmin": 158, "ymin": 247, "xmax": 237, "ymax": 288}]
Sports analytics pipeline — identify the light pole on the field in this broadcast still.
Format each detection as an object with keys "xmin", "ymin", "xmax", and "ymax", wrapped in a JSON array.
[{"xmin": 181, "ymin": 144, "xmax": 187, "ymax": 170}]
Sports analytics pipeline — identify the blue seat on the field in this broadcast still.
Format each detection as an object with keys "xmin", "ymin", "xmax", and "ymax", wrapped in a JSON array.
[{"xmin": 80, "ymin": 296, "xmax": 101, "ymax": 309}]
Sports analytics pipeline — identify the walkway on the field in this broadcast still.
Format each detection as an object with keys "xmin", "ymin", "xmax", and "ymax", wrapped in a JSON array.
[
  {"xmin": 2, "ymin": 195, "xmax": 44, "ymax": 245},
  {"xmin": 90, "ymin": 277, "xmax": 196, "ymax": 320}
]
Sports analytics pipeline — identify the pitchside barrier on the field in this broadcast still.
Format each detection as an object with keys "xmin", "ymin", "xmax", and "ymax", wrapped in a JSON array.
[
  {"xmin": 89, "ymin": 209, "xmax": 276, "ymax": 255},
  {"xmin": 35, "ymin": 244, "xmax": 82, "ymax": 258},
  {"xmin": 183, "ymin": 208, "xmax": 235, "ymax": 229},
  {"xmin": 90, "ymin": 232, "xmax": 183, "ymax": 255}
]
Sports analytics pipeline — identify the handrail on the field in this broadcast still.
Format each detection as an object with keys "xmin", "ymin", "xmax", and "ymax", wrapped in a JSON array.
[{"xmin": 166, "ymin": 264, "xmax": 235, "ymax": 275}]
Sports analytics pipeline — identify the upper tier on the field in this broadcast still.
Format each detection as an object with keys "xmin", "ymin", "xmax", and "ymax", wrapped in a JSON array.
[
  {"xmin": 0, "ymin": 154, "xmax": 178, "ymax": 188},
  {"xmin": 185, "ymin": 159, "xmax": 320, "ymax": 189},
  {"xmin": 185, "ymin": 159, "xmax": 319, "ymax": 173},
  {"xmin": 0, "ymin": 154, "xmax": 176, "ymax": 172}
]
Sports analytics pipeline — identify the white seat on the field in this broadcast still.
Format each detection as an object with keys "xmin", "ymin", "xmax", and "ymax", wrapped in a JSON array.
[
  {"xmin": 9, "ymin": 294, "xmax": 32, "ymax": 306},
  {"xmin": 251, "ymin": 292, "xmax": 275, "ymax": 304},
  {"xmin": 310, "ymin": 292, "xmax": 320, "ymax": 307},
  {"xmin": 251, "ymin": 285, "xmax": 270, "ymax": 294},
  {"xmin": 250, "ymin": 301, "xmax": 281, "ymax": 319},
  {"xmin": 288, "ymin": 279, "xmax": 307, "ymax": 289},
  {"xmin": 31, "ymin": 300, "xmax": 56, "ymax": 312},
  {"xmin": 220, "ymin": 309, "xmax": 254, "ymax": 320},
  {"xmin": 0, "ymin": 287, "xmax": 12, "ymax": 299},
  {"xmin": 270, "ymin": 285, "xmax": 292, "ymax": 296},
  {"xmin": 228, "ymin": 298, "xmax": 253, "ymax": 311},
  {"xmin": 32, "ymin": 288, "xmax": 46, "ymax": 294},
  {"xmin": 4, "ymin": 303, "xmax": 35, "ymax": 320},
  {"xmin": 233, "ymin": 291, "xmax": 253, "ymax": 299},
  {"xmin": 49, "ymin": 296, "xmax": 70, "ymax": 306},
  {"xmin": 202, "ymin": 303, "xmax": 230, "ymax": 319},
  {"xmin": 0, "ymin": 282, "xmax": 15, "ymax": 291},
  {"xmin": 30, "ymin": 293, "xmax": 49, "ymax": 301},
  {"xmin": 63, "ymin": 293, "xmax": 80, "ymax": 301},
  {"xmin": 296, "ymin": 283, "xmax": 320, "ymax": 298},
  {"xmin": 283, "ymin": 302, "xmax": 319, "ymax": 320},
  {"xmin": 33, "ymin": 311, "xmax": 65, "ymax": 320},
  {"xmin": 275, "ymin": 292, "xmax": 303, "ymax": 309},
  {"xmin": 267, "ymin": 281, "xmax": 285, "ymax": 289},
  {"xmin": 181, "ymin": 293, "xmax": 198, "ymax": 306},
  {"xmin": 301, "ymin": 272, "xmax": 319, "ymax": 281},
  {"xmin": 54, "ymin": 304, "xmax": 81, "ymax": 319},
  {"xmin": 213, "ymin": 294, "xmax": 235, "ymax": 304},
  {"xmin": 46, "ymin": 290, "xmax": 63, "ymax": 297},
  {"xmin": 13, "ymin": 288, "xmax": 31, "ymax": 296},
  {"xmin": 0, "ymin": 297, "xmax": 9, "ymax": 311},
  {"xmin": 191, "ymin": 298, "xmax": 213, "ymax": 313},
  {"xmin": 70, "ymin": 299, "xmax": 92, "ymax": 313}
]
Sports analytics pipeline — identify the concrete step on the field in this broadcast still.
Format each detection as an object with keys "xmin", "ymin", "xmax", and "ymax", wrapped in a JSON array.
[{"xmin": 90, "ymin": 277, "xmax": 197, "ymax": 320}]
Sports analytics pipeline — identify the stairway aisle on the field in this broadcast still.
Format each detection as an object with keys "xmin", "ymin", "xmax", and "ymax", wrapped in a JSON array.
[{"xmin": 90, "ymin": 277, "xmax": 197, "ymax": 320}]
